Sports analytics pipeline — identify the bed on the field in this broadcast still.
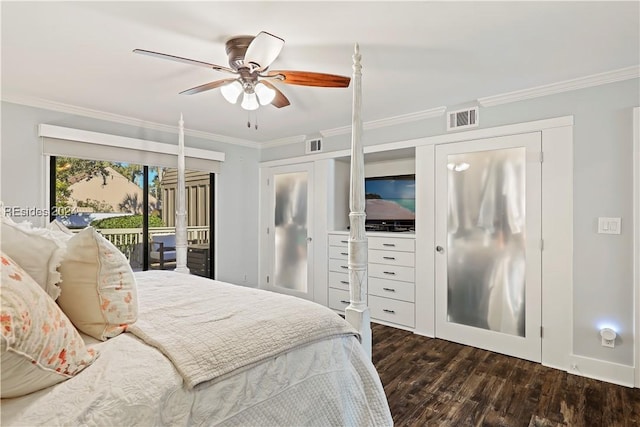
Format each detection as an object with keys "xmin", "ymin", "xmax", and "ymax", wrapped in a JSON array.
[
  {"xmin": 1, "ymin": 45, "xmax": 388, "ymax": 426},
  {"xmin": 1, "ymin": 270, "xmax": 390, "ymax": 426}
]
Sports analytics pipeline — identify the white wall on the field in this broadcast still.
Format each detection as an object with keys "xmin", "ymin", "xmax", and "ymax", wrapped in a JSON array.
[
  {"xmin": 0, "ymin": 101, "xmax": 260, "ymax": 286},
  {"xmin": 260, "ymin": 78, "xmax": 640, "ymax": 375},
  {"xmin": 2, "ymin": 76, "xmax": 638, "ymax": 382}
]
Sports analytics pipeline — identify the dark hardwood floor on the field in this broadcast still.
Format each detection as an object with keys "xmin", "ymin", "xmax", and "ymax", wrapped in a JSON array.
[{"xmin": 371, "ymin": 323, "xmax": 640, "ymax": 427}]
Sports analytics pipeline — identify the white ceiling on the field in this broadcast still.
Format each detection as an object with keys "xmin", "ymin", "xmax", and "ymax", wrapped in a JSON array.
[{"xmin": 2, "ymin": 1, "xmax": 639, "ymax": 145}]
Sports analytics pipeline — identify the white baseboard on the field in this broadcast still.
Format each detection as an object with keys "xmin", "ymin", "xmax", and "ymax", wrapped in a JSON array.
[
  {"xmin": 568, "ymin": 354, "xmax": 635, "ymax": 387},
  {"xmin": 371, "ymin": 319, "xmax": 415, "ymax": 333},
  {"xmin": 413, "ymin": 329, "xmax": 435, "ymax": 339},
  {"xmin": 542, "ymin": 362, "xmax": 568, "ymax": 373}
]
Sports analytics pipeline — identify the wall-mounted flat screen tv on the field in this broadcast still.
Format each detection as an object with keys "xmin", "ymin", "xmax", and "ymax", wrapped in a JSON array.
[{"xmin": 364, "ymin": 174, "xmax": 415, "ymax": 231}]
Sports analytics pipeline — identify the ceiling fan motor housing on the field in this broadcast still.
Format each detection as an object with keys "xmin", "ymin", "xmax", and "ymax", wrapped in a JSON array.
[{"xmin": 225, "ymin": 36, "xmax": 254, "ymax": 70}]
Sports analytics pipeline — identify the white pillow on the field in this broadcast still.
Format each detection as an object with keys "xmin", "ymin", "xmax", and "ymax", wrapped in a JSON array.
[
  {"xmin": 1, "ymin": 251, "xmax": 99, "ymax": 398},
  {"xmin": 57, "ymin": 227, "xmax": 138, "ymax": 341},
  {"xmin": 46, "ymin": 219, "xmax": 74, "ymax": 236},
  {"xmin": 0, "ymin": 215, "xmax": 66, "ymax": 300}
]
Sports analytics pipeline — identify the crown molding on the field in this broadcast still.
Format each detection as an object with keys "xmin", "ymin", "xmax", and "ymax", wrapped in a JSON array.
[
  {"xmin": 261, "ymin": 134, "xmax": 308, "ymax": 149},
  {"xmin": 320, "ymin": 106, "xmax": 447, "ymax": 138},
  {"xmin": 5, "ymin": 65, "xmax": 638, "ymax": 152},
  {"xmin": 1, "ymin": 94, "xmax": 260, "ymax": 149},
  {"xmin": 478, "ymin": 65, "xmax": 640, "ymax": 107}
]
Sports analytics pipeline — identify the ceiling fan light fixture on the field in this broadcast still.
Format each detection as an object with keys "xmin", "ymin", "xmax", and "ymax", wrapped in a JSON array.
[
  {"xmin": 255, "ymin": 82, "xmax": 276, "ymax": 106},
  {"xmin": 241, "ymin": 92, "xmax": 259, "ymax": 111},
  {"xmin": 220, "ymin": 80, "xmax": 243, "ymax": 104}
]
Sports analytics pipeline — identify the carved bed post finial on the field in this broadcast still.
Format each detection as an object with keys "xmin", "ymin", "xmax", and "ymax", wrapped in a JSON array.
[
  {"xmin": 175, "ymin": 113, "xmax": 190, "ymax": 274},
  {"xmin": 345, "ymin": 42, "xmax": 372, "ymax": 359}
]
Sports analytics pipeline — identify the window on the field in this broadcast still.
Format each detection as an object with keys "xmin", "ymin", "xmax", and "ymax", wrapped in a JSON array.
[{"xmin": 50, "ymin": 156, "xmax": 215, "ymax": 277}]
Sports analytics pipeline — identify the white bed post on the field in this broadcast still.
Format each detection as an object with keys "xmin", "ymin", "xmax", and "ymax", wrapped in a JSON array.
[
  {"xmin": 175, "ymin": 114, "xmax": 190, "ymax": 274},
  {"xmin": 345, "ymin": 43, "xmax": 372, "ymax": 359}
]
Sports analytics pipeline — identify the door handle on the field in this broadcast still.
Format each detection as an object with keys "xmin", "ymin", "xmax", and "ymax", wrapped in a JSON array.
[{"xmin": 436, "ymin": 245, "xmax": 444, "ymax": 253}]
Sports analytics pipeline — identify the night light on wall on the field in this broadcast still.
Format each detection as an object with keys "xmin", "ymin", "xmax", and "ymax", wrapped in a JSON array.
[{"xmin": 600, "ymin": 328, "xmax": 617, "ymax": 348}]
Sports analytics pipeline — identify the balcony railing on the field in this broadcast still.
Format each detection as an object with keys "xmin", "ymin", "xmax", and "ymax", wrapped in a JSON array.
[
  {"xmin": 85, "ymin": 226, "xmax": 209, "ymax": 265},
  {"xmin": 95, "ymin": 226, "xmax": 209, "ymax": 247}
]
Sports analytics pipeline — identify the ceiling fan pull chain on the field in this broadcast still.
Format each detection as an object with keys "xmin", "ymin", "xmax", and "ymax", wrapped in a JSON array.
[
  {"xmin": 255, "ymin": 111, "xmax": 259, "ymax": 130},
  {"xmin": 247, "ymin": 111, "xmax": 251, "ymax": 128}
]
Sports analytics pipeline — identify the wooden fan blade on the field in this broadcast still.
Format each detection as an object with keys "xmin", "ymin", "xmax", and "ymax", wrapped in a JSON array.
[
  {"xmin": 261, "ymin": 80, "xmax": 290, "ymax": 108},
  {"xmin": 179, "ymin": 78, "xmax": 238, "ymax": 95},
  {"xmin": 266, "ymin": 70, "xmax": 351, "ymax": 87},
  {"xmin": 133, "ymin": 49, "xmax": 236, "ymax": 74}
]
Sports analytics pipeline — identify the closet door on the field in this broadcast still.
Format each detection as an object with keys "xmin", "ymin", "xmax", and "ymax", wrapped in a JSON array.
[
  {"xmin": 264, "ymin": 163, "xmax": 315, "ymax": 300},
  {"xmin": 435, "ymin": 132, "xmax": 542, "ymax": 362}
]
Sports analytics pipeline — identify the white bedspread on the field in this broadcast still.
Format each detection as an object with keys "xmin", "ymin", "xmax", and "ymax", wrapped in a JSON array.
[
  {"xmin": 1, "ymin": 271, "xmax": 393, "ymax": 426},
  {"xmin": 2, "ymin": 333, "xmax": 392, "ymax": 426},
  {"xmin": 128, "ymin": 271, "xmax": 358, "ymax": 388}
]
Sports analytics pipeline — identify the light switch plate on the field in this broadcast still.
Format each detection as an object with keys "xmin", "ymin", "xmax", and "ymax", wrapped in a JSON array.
[{"xmin": 598, "ymin": 217, "xmax": 621, "ymax": 234}]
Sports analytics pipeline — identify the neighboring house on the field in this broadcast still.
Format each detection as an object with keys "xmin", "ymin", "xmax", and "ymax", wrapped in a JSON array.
[
  {"xmin": 158, "ymin": 169, "xmax": 210, "ymax": 227},
  {"xmin": 67, "ymin": 166, "xmax": 158, "ymax": 214}
]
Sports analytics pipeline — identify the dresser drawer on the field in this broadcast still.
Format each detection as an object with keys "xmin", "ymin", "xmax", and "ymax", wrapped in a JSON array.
[
  {"xmin": 368, "ymin": 249, "xmax": 415, "ymax": 267},
  {"xmin": 369, "ymin": 295, "xmax": 415, "ymax": 327},
  {"xmin": 369, "ymin": 277, "xmax": 415, "ymax": 303},
  {"xmin": 329, "ymin": 258, "xmax": 350, "ymax": 273},
  {"xmin": 329, "ymin": 271, "xmax": 350, "ymax": 291},
  {"xmin": 328, "ymin": 246, "xmax": 349, "ymax": 260},
  {"xmin": 328, "ymin": 234, "xmax": 349, "ymax": 247},
  {"xmin": 368, "ymin": 236, "xmax": 415, "ymax": 252},
  {"xmin": 368, "ymin": 263, "xmax": 414, "ymax": 283},
  {"xmin": 328, "ymin": 288, "xmax": 351, "ymax": 311}
]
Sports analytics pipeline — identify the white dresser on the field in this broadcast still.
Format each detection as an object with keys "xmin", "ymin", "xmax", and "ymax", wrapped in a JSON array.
[
  {"xmin": 327, "ymin": 234, "xmax": 352, "ymax": 312},
  {"xmin": 327, "ymin": 232, "xmax": 416, "ymax": 329}
]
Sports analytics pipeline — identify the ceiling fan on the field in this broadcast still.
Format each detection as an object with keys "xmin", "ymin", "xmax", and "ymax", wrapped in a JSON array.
[{"xmin": 133, "ymin": 31, "xmax": 351, "ymax": 111}]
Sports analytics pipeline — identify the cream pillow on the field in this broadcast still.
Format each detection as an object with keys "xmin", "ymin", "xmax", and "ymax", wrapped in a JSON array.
[
  {"xmin": 57, "ymin": 227, "xmax": 138, "ymax": 341},
  {"xmin": 0, "ymin": 215, "xmax": 66, "ymax": 300},
  {"xmin": 46, "ymin": 219, "xmax": 74, "ymax": 236},
  {"xmin": 1, "ymin": 251, "xmax": 99, "ymax": 398}
]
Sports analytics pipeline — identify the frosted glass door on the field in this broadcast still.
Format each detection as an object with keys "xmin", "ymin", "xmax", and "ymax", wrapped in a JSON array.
[
  {"xmin": 266, "ymin": 163, "xmax": 314, "ymax": 300},
  {"xmin": 435, "ymin": 132, "xmax": 542, "ymax": 362},
  {"xmin": 274, "ymin": 172, "xmax": 308, "ymax": 291}
]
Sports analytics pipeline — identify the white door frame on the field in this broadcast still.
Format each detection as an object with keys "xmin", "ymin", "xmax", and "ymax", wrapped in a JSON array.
[
  {"xmin": 414, "ymin": 115, "xmax": 574, "ymax": 371},
  {"xmin": 634, "ymin": 107, "xmax": 639, "ymax": 388},
  {"xmin": 434, "ymin": 132, "xmax": 543, "ymax": 362},
  {"xmin": 260, "ymin": 162, "xmax": 315, "ymax": 301}
]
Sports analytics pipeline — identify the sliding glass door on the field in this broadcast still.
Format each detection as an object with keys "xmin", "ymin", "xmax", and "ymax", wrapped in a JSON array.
[
  {"xmin": 50, "ymin": 156, "xmax": 214, "ymax": 277},
  {"xmin": 154, "ymin": 167, "xmax": 213, "ymax": 277}
]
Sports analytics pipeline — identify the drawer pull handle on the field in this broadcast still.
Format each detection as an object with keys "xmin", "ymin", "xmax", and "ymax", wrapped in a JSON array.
[
  {"xmin": 382, "ymin": 287, "xmax": 396, "ymax": 292},
  {"xmin": 340, "ymin": 280, "xmax": 349, "ymax": 284},
  {"xmin": 340, "ymin": 300, "xmax": 350, "ymax": 304},
  {"xmin": 341, "ymin": 265, "xmax": 349, "ymax": 269},
  {"xmin": 383, "ymin": 256, "xmax": 396, "ymax": 260},
  {"xmin": 382, "ymin": 243, "xmax": 396, "ymax": 247},
  {"xmin": 340, "ymin": 252, "xmax": 348, "ymax": 256},
  {"xmin": 383, "ymin": 271, "xmax": 396, "ymax": 275},
  {"xmin": 341, "ymin": 240, "xmax": 348, "ymax": 244},
  {"xmin": 383, "ymin": 309, "xmax": 396, "ymax": 314}
]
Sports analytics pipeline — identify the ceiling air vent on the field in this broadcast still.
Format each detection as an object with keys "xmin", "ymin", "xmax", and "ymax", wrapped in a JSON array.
[
  {"xmin": 305, "ymin": 138, "xmax": 323, "ymax": 154},
  {"xmin": 447, "ymin": 107, "xmax": 479, "ymax": 131}
]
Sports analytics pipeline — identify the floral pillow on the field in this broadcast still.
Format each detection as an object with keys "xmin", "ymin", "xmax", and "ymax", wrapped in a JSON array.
[
  {"xmin": 57, "ymin": 227, "xmax": 138, "ymax": 341},
  {"xmin": 0, "ymin": 215, "xmax": 66, "ymax": 300},
  {"xmin": 1, "ymin": 251, "xmax": 98, "ymax": 398}
]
